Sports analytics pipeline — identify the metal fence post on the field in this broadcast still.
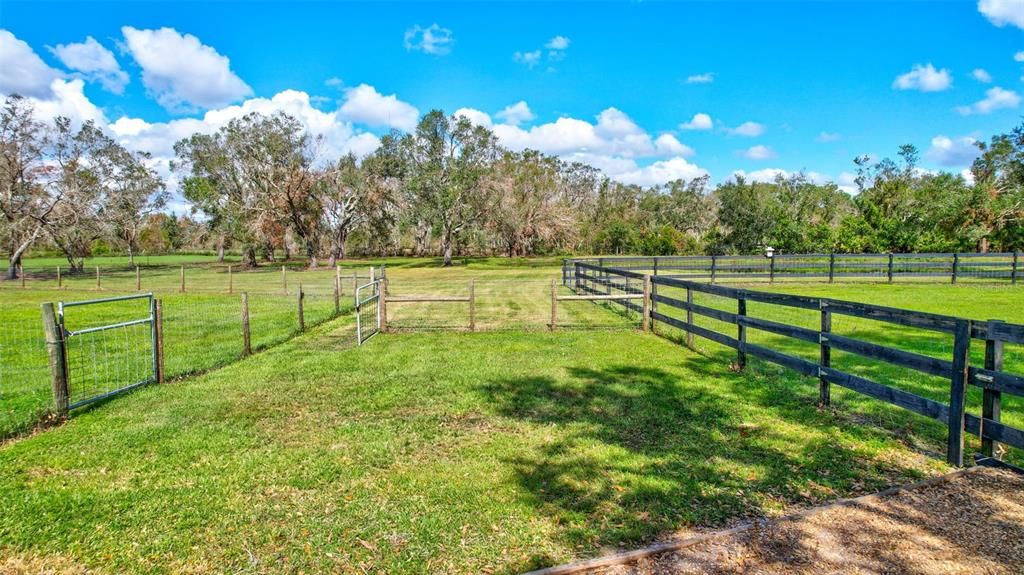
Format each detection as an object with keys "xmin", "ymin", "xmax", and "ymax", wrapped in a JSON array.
[
  {"xmin": 819, "ymin": 301, "xmax": 831, "ymax": 407},
  {"xmin": 41, "ymin": 302, "xmax": 69, "ymax": 418},
  {"xmin": 982, "ymin": 319, "xmax": 1004, "ymax": 458},
  {"xmin": 550, "ymin": 279, "xmax": 557, "ymax": 331},
  {"xmin": 951, "ymin": 253, "xmax": 959, "ymax": 284},
  {"xmin": 948, "ymin": 319, "xmax": 971, "ymax": 467},
  {"xmin": 241, "ymin": 293, "xmax": 251, "ymax": 357},
  {"xmin": 380, "ymin": 278, "xmax": 389, "ymax": 333},
  {"xmin": 297, "ymin": 284, "xmax": 305, "ymax": 332},
  {"xmin": 153, "ymin": 299, "xmax": 164, "ymax": 384}
]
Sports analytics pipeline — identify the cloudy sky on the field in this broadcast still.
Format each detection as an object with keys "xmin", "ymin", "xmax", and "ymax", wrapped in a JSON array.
[{"xmin": 1, "ymin": 0, "xmax": 1022, "ymax": 211}]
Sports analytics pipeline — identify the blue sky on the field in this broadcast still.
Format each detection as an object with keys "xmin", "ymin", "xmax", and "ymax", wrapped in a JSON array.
[{"xmin": 1, "ymin": 0, "xmax": 1022, "ymax": 204}]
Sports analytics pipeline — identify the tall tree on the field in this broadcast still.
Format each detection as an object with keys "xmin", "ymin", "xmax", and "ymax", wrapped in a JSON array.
[{"xmin": 0, "ymin": 96, "xmax": 50, "ymax": 279}]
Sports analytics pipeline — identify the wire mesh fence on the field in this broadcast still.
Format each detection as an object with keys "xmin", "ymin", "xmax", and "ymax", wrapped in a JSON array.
[{"xmin": 0, "ymin": 282, "xmax": 353, "ymax": 440}]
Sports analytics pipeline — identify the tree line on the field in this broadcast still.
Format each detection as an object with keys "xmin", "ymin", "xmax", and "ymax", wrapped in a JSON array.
[{"xmin": 3, "ymin": 94, "xmax": 1023, "ymax": 276}]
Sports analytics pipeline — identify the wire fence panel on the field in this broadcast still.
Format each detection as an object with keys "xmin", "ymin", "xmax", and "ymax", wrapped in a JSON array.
[
  {"xmin": 162, "ymin": 294, "xmax": 244, "ymax": 379},
  {"xmin": 60, "ymin": 294, "xmax": 156, "ymax": 409},
  {"xmin": 356, "ymin": 280, "xmax": 381, "ymax": 344},
  {"xmin": 0, "ymin": 315, "xmax": 50, "ymax": 437}
]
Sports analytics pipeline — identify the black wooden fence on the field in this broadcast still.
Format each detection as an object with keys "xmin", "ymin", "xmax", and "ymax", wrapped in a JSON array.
[
  {"xmin": 570, "ymin": 261, "xmax": 1024, "ymax": 467},
  {"xmin": 563, "ymin": 252, "xmax": 1022, "ymax": 285}
]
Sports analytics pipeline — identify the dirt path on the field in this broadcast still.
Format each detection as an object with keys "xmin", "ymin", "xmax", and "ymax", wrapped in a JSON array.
[{"xmin": 537, "ymin": 466, "xmax": 1024, "ymax": 575}]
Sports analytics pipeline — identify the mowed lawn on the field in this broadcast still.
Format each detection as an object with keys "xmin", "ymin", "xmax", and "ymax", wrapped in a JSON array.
[{"xmin": 0, "ymin": 323, "xmax": 949, "ymax": 574}]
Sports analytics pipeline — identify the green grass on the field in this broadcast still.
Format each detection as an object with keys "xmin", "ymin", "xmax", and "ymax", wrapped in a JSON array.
[{"xmin": 0, "ymin": 323, "xmax": 948, "ymax": 574}]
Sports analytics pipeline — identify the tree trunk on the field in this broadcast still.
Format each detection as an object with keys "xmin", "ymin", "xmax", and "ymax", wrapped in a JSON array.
[
  {"xmin": 242, "ymin": 246, "xmax": 258, "ymax": 269},
  {"xmin": 5, "ymin": 253, "xmax": 20, "ymax": 280},
  {"xmin": 216, "ymin": 237, "xmax": 226, "ymax": 263},
  {"xmin": 979, "ymin": 236, "xmax": 990, "ymax": 254},
  {"xmin": 442, "ymin": 228, "xmax": 453, "ymax": 267}
]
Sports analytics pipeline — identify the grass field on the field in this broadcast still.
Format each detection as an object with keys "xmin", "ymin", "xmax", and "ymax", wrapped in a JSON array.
[
  {"xmin": 1, "ymin": 255, "xmax": 1022, "ymax": 572},
  {"xmin": 1, "ymin": 322, "xmax": 950, "ymax": 574}
]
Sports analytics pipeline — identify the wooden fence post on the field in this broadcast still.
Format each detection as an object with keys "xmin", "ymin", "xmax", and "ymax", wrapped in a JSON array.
[
  {"xmin": 710, "ymin": 255, "xmax": 717, "ymax": 284},
  {"xmin": 468, "ymin": 279, "xmax": 476, "ymax": 332},
  {"xmin": 982, "ymin": 319, "xmax": 1004, "ymax": 458},
  {"xmin": 951, "ymin": 253, "xmax": 959, "ymax": 284},
  {"xmin": 282, "ymin": 265, "xmax": 288, "ymax": 295},
  {"xmin": 1011, "ymin": 252, "xmax": 1018, "ymax": 285},
  {"xmin": 736, "ymin": 296, "xmax": 747, "ymax": 369},
  {"xmin": 887, "ymin": 253, "xmax": 895, "ymax": 283},
  {"xmin": 20, "ymin": 264, "xmax": 25, "ymax": 288},
  {"xmin": 947, "ymin": 319, "xmax": 971, "ymax": 467},
  {"xmin": 180, "ymin": 265, "xmax": 185, "ymax": 293},
  {"xmin": 228, "ymin": 265, "xmax": 233, "ymax": 294},
  {"xmin": 769, "ymin": 256, "xmax": 776, "ymax": 284},
  {"xmin": 685, "ymin": 287, "xmax": 694, "ymax": 349},
  {"xmin": 653, "ymin": 257, "xmax": 659, "ymax": 276},
  {"xmin": 828, "ymin": 253, "xmax": 835, "ymax": 284},
  {"xmin": 380, "ymin": 278, "xmax": 388, "ymax": 333},
  {"xmin": 550, "ymin": 279, "xmax": 557, "ymax": 331},
  {"xmin": 57, "ymin": 266, "xmax": 61, "ymax": 289},
  {"xmin": 241, "ymin": 293, "xmax": 251, "ymax": 357},
  {"xmin": 333, "ymin": 277, "xmax": 340, "ymax": 316},
  {"xmin": 352, "ymin": 270, "xmax": 358, "ymax": 306},
  {"xmin": 336, "ymin": 265, "xmax": 342, "ymax": 296},
  {"xmin": 41, "ymin": 302, "xmax": 69, "ymax": 417},
  {"xmin": 819, "ymin": 301, "xmax": 832, "ymax": 407},
  {"xmin": 641, "ymin": 275, "xmax": 651, "ymax": 332},
  {"xmin": 136, "ymin": 266, "xmax": 141, "ymax": 291},
  {"xmin": 297, "ymin": 284, "xmax": 305, "ymax": 332},
  {"xmin": 95, "ymin": 266, "xmax": 101, "ymax": 290},
  {"xmin": 154, "ymin": 299, "xmax": 164, "ymax": 383}
]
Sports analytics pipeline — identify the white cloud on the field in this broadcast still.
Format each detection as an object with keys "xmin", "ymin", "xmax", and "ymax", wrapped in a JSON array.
[
  {"xmin": 495, "ymin": 101, "xmax": 535, "ymax": 126},
  {"xmin": 926, "ymin": 135, "xmax": 981, "ymax": 166},
  {"xmin": 338, "ymin": 83, "xmax": 420, "ymax": 131},
  {"xmin": 892, "ymin": 63, "xmax": 952, "ymax": 92},
  {"xmin": 1016, "ymin": 51, "xmax": 1024, "ymax": 62},
  {"xmin": 960, "ymin": 168, "xmax": 976, "ymax": 185},
  {"xmin": 404, "ymin": 24, "xmax": 453, "ymax": 55},
  {"xmin": 25, "ymin": 78, "xmax": 107, "ymax": 126},
  {"xmin": 514, "ymin": 49, "xmax": 542, "ymax": 68},
  {"xmin": 611, "ymin": 157, "xmax": 707, "ymax": 186},
  {"xmin": 979, "ymin": 0, "xmax": 1024, "ymax": 30},
  {"xmin": 324, "ymin": 77, "xmax": 344, "ymax": 88},
  {"xmin": 654, "ymin": 134, "xmax": 694, "ymax": 157},
  {"xmin": 686, "ymin": 73, "xmax": 714, "ymax": 84},
  {"xmin": 816, "ymin": 131, "xmax": 841, "ymax": 142},
  {"xmin": 741, "ymin": 145, "xmax": 776, "ymax": 160},
  {"xmin": 956, "ymin": 86, "xmax": 1021, "ymax": 115},
  {"xmin": 971, "ymin": 68, "xmax": 993, "ymax": 83},
  {"xmin": 545, "ymin": 36, "xmax": 570, "ymax": 50},
  {"xmin": 48, "ymin": 36, "xmax": 128, "ymax": 94},
  {"xmin": 121, "ymin": 26, "xmax": 252, "ymax": 112},
  {"xmin": 453, "ymin": 107, "xmax": 493, "ymax": 128},
  {"xmin": 680, "ymin": 113, "xmax": 713, "ymax": 130},
  {"xmin": 0, "ymin": 30, "xmax": 63, "ymax": 98},
  {"xmin": 725, "ymin": 121, "xmax": 766, "ymax": 137},
  {"xmin": 837, "ymin": 171, "xmax": 858, "ymax": 194}
]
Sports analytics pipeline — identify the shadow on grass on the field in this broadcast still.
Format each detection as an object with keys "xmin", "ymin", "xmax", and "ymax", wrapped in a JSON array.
[{"xmin": 483, "ymin": 363, "xmax": 932, "ymax": 571}]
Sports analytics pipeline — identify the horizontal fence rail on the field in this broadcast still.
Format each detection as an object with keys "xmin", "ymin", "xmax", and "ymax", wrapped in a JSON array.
[
  {"xmin": 563, "ymin": 252, "xmax": 1022, "ymax": 286},
  {"xmin": 572, "ymin": 262, "xmax": 1024, "ymax": 467}
]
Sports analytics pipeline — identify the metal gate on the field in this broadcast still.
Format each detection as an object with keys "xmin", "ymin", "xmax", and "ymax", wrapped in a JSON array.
[
  {"xmin": 355, "ymin": 280, "xmax": 382, "ymax": 345},
  {"xmin": 59, "ymin": 293, "xmax": 157, "ymax": 409}
]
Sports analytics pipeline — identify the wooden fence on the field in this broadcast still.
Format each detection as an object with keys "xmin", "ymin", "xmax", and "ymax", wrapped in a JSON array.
[
  {"xmin": 571, "ymin": 261, "xmax": 1024, "ymax": 467},
  {"xmin": 564, "ymin": 252, "xmax": 1022, "ymax": 285}
]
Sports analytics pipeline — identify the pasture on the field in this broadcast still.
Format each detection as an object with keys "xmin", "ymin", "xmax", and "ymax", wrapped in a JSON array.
[{"xmin": 0, "ymin": 254, "xmax": 1022, "ymax": 573}]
